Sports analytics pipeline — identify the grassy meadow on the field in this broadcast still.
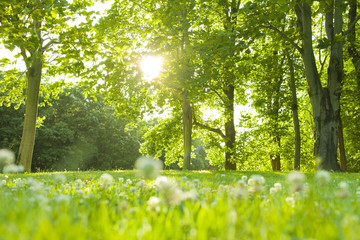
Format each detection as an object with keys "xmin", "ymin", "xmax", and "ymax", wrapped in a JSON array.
[{"xmin": 0, "ymin": 170, "xmax": 360, "ymax": 240}]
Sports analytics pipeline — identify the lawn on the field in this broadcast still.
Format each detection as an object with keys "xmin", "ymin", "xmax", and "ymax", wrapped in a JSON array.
[{"xmin": 0, "ymin": 170, "xmax": 359, "ymax": 240}]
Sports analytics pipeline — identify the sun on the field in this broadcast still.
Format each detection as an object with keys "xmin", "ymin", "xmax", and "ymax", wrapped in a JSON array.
[{"xmin": 140, "ymin": 56, "xmax": 163, "ymax": 81}]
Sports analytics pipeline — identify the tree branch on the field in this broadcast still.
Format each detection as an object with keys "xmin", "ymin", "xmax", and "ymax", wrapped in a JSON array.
[
  {"xmin": 193, "ymin": 113, "xmax": 225, "ymax": 138},
  {"xmin": 40, "ymin": 40, "xmax": 59, "ymax": 52},
  {"xmin": 343, "ymin": 14, "xmax": 360, "ymax": 36},
  {"xmin": 260, "ymin": 23, "xmax": 303, "ymax": 54},
  {"xmin": 193, "ymin": 120, "xmax": 226, "ymax": 139}
]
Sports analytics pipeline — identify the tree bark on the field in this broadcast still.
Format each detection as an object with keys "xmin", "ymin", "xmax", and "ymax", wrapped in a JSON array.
[
  {"xmin": 17, "ymin": 56, "xmax": 43, "ymax": 172},
  {"xmin": 286, "ymin": 50, "xmax": 301, "ymax": 170},
  {"xmin": 182, "ymin": 91, "xmax": 192, "ymax": 170},
  {"xmin": 338, "ymin": 117, "xmax": 347, "ymax": 171},
  {"xmin": 224, "ymin": 84, "xmax": 236, "ymax": 170},
  {"xmin": 295, "ymin": 1, "xmax": 341, "ymax": 171},
  {"xmin": 347, "ymin": 0, "xmax": 360, "ymax": 105}
]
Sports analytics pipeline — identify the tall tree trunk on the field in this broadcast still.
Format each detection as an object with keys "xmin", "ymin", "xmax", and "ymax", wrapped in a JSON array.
[
  {"xmin": 338, "ymin": 118, "xmax": 347, "ymax": 171},
  {"xmin": 270, "ymin": 136, "xmax": 281, "ymax": 171},
  {"xmin": 182, "ymin": 91, "xmax": 192, "ymax": 170},
  {"xmin": 17, "ymin": 56, "xmax": 43, "ymax": 172},
  {"xmin": 295, "ymin": 1, "xmax": 341, "ymax": 171},
  {"xmin": 286, "ymin": 50, "xmax": 301, "ymax": 170},
  {"xmin": 348, "ymin": 0, "xmax": 360, "ymax": 99},
  {"xmin": 224, "ymin": 84, "xmax": 236, "ymax": 170}
]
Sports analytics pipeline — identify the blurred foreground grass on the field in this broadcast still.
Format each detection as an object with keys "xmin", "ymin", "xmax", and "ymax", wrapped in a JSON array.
[{"xmin": 0, "ymin": 170, "xmax": 359, "ymax": 240}]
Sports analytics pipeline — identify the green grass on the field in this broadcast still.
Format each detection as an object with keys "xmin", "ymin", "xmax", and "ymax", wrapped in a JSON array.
[{"xmin": 0, "ymin": 170, "xmax": 359, "ymax": 240}]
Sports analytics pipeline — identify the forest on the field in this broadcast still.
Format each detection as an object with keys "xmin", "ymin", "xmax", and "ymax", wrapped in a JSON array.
[{"xmin": 1, "ymin": 0, "xmax": 360, "ymax": 172}]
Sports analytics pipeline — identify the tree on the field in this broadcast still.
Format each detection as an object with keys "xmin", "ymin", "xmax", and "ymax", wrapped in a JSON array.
[
  {"xmin": 247, "ymin": 0, "xmax": 360, "ymax": 171},
  {"xmin": 0, "ymin": 0, "xmax": 96, "ymax": 171}
]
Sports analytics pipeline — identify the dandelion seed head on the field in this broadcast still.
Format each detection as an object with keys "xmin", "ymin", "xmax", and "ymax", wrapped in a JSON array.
[
  {"xmin": 135, "ymin": 157, "xmax": 163, "ymax": 180},
  {"xmin": 315, "ymin": 170, "xmax": 331, "ymax": 186}
]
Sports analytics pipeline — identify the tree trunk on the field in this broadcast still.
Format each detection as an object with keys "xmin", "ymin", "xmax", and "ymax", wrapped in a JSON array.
[
  {"xmin": 347, "ymin": 0, "xmax": 360, "ymax": 100},
  {"xmin": 224, "ymin": 84, "xmax": 236, "ymax": 170},
  {"xmin": 295, "ymin": 1, "xmax": 341, "ymax": 171},
  {"xmin": 182, "ymin": 91, "xmax": 192, "ymax": 170},
  {"xmin": 338, "ymin": 117, "xmax": 347, "ymax": 171},
  {"xmin": 286, "ymin": 50, "xmax": 301, "ymax": 170},
  {"xmin": 270, "ymin": 136, "xmax": 281, "ymax": 171},
  {"xmin": 17, "ymin": 56, "xmax": 43, "ymax": 172}
]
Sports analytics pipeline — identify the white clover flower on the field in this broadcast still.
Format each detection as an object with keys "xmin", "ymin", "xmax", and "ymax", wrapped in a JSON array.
[
  {"xmin": 147, "ymin": 196, "xmax": 161, "ymax": 207},
  {"xmin": 182, "ymin": 189, "xmax": 198, "ymax": 201},
  {"xmin": 136, "ymin": 180, "xmax": 146, "ymax": 188},
  {"xmin": 135, "ymin": 157, "xmax": 163, "ymax": 180},
  {"xmin": 315, "ymin": 170, "xmax": 331, "ymax": 186},
  {"xmin": 2, "ymin": 180, "xmax": 6, "ymax": 185},
  {"xmin": 287, "ymin": 172, "xmax": 306, "ymax": 193},
  {"xmin": 274, "ymin": 183, "xmax": 282, "ymax": 192},
  {"xmin": 270, "ymin": 187, "xmax": 276, "ymax": 195},
  {"xmin": 100, "ymin": 173, "xmax": 114, "ymax": 183},
  {"xmin": 337, "ymin": 181, "xmax": 349, "ymax": 199},
  {"xmin": 77, "ymin": 189, "xmax": 85, "ymax": 197},
  {"xmin": 126, "ymin": 179, "xmax": 132, "ymax": 185},
  {"xmin": 182, "ymin": 176, "xmax": 188, "ymax": 182},
  {"xmin": 248, "ymin": 175, "xmax": 265, "ymax": 194},
  {"xmin": 241, "ymin": 175, "xmax": 248, "ymax": 182},
  {"xmin": 55, "ymin": 194, "xmax": 71, "ymax": 203},
  {"xmin": 53, "ymin": 174, "xmax": 67, "ymax": 185},
  {"xmin": 193, "ymin": 178, "xmax": 200, "ymax": 187},
  {"xmin": 75, "ymin": 179, "xmax": 83, "ymax": 185},
  {"xmin": 232, "ymin": 187, "xmax": 248, "ymax": 200},
  {"xmin": 220, "ymin": 174, "xmax": 226, "ymax": 178},
  {"xmin": 27, "ymin": 178, "xmax": 44, "ymax": 193},
  {"xmin": 129, "ymin": 186, "xmax": 137, "ymax": 194},
  {"xmin": 118, "ymin": 177, "xmax": 124, "ymax": 183},
  {"xmin": 237, "ymin": 180, "xmax": 246, "ymax": 188},
  {"xmin": 285, "ymin": 197, "xmax": 295, "ymax": 207},
  {"xmin": 155, "ymin": 176, "xmax": 188, "ymax": 205}
]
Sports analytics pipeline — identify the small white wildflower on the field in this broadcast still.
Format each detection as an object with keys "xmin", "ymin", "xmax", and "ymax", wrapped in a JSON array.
[
  {"xmin": 155, "ymin": 176, "xmax": 183, "ymax": 205},
  {"xmin": 232, "ymin": 188, "xmax": 248, "ymax": 200},
  {"xmin": 274, "ymin": 183, "xmax": 282, "ymax": 192},
  {"xmin": 248, "ymin": 175, "xmax": 265, "ymax": 194},
  {"xmin": 287, "ymin": 172, "xmax": 306, "ymax": 193},
  {"xmin": 118, "ymin": 177, "xmax": 124, "ymax": 183},
  {"xmin": 75, "ymin": 179, "xmax": 83, "ymax": 185},
  {"xmin": 77, "ymin": 189, "xmax": 85, "ymax": 197},
  {"xmin": 315, "ymin": 170, "xmax": 331, "ymax": 186},
  {"xmin": 4, "ymin": 175, "xmax": 8, "ymax": 179},
  {"xmin": 129, "ymin": 186, "xmax": 137, "ymax": 194},
  {"xmin": 221, "ymin": 174, "xmax": 226, "ymax": 178},
  {"xmin": 337, "ymin": 181, "xmax": 349, "ymax": 199},
  {"xmin": 2, "ymin": 180, "xmax": 6, "ymax": 185},
  {"xmin": 182, "ymin": 189, "xmax": 198, "ymax": 201},
  {"xmin": 182, "ymin": 176, "xmax": 188, "ymax": 182},
  {"xmin": 53, "ymin": 174, "xmax": 67, "ymax": 185},
  {"xmin": 193, "ymin": 178, "xmax": 200, "ymax": 187},
  {"xmin": 55, "ymin": 194, "xmax": 70, "ymax": 203},
  {"xmin": 135, "ymin": 157, "xmax": 163, "ymax": 180},
  {"xmin": 237, "ymin": 179, "xmax": 246, "ymax": 187},
  {"xmin": 241, "ymin": 175, "xmax": 248, "ymax": 182},
  {"xmin": 136, "ymin": 180, "xmax": 146, "ymax": 188},
  {"xmin": 270, "ymin": 187, "xmax": 276, "ymax": 195},
  {"xmin": 126, "ymin": 179, "xmax": 132, "ymax": 185},
  {"xmin": 285, "ymin": 197, "xmax": 295, "ymax": 207},
  {"xmin": 100, "ymin": 173, "xmax": 114, "ymax": 184},
  {"xmin": 147, "ymin": 196, "xmax": 161, "ymax": 207}
]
